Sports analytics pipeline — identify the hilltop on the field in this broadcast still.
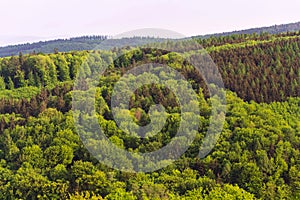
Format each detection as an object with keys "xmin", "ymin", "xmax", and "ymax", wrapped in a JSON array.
[{"xmin": 0, "ymin": 21, "xmax": 300, "ymax": 57}]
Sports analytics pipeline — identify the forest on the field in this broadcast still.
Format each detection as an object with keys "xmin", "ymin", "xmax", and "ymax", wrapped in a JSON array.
[{"xmin": 0, "ymin": 31, "xmax": 299, "ymax": 199}]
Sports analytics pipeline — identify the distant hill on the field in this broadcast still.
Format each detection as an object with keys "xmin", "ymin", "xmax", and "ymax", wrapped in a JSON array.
[
  {"xmin": 196, "ymin": 21, "xmax": 300, "ymax": 38},
  {"xmin": 0, "ymin": 21, "xmax": 300, "ymax": 57},
  {"xmin": 0, "ymin": 36, "xmax": 166, "ymax": 57}
]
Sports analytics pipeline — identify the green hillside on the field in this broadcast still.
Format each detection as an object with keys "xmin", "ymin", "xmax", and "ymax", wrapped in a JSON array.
[{"xmin": 0, "ymin": 32, "xmax": 299, "ymax": 199}]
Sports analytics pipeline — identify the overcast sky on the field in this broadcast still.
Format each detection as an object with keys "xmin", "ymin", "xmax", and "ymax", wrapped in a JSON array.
[{"xmin": 1, "ymin": 0, "xmax": 300, "ymax": 46}]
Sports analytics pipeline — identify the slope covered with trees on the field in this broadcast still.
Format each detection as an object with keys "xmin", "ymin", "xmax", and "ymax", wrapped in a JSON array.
[{"xmin": 0, "ymin": 32, "xmax": 299, "ymax": 199}]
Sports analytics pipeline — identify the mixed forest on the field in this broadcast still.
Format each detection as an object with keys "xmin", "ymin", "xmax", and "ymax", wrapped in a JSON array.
[{"xmin": 0, "ymin": 31, "xmax": 299, "ymax": 199}]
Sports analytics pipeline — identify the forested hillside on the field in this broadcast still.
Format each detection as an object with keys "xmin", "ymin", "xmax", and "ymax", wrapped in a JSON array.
[{"xmin": 0, "ymin": 32, "xmax": 299, "ymax": 199}]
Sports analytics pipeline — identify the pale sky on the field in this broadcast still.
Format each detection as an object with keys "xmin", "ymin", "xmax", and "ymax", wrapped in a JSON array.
[{"xmin": 1, "ymin": 0, "xmax": 300, "ymax": 46}]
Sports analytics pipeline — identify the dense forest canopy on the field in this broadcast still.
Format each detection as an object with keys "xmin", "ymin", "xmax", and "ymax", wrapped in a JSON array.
[{"xmin": 0, "ymin": 31, "xmax": 299, "ymax": 199}]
